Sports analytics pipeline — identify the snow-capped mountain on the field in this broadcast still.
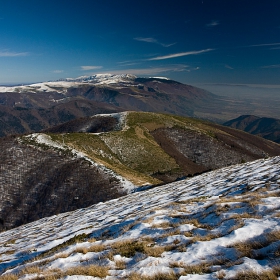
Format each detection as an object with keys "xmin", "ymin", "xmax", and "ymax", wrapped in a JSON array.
[
  {"xmin": 0, "ymin": 74, "xmax": 224, "ymax": 137},
  {"xmin": 0, "ymin": 156, "xmax": 280, "ymax": 279},
  {"xmin": 0, "ymin": 74, "xmax": 137, "ymax": 94}
]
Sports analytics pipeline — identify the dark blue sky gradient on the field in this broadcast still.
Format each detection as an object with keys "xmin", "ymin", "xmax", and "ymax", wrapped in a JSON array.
[{"xmin": 1, "ymin": 0, "xmax": 280, "ymax": 84}]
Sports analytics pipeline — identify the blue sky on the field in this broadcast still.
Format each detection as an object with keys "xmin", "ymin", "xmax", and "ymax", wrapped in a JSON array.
[{"xmin": 1, "ymin": 0, "xmax": 280, "ymax": 85}]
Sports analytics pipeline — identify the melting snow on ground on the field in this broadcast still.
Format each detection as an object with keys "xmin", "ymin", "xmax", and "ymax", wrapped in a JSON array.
[{"xmin": 0, "ymin": 157, "xmax": 280, "ymax": 279}]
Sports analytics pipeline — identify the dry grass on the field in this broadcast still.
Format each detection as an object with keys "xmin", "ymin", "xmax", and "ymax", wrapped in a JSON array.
[
  {"xmin": 230, "ymin": 240, "xmax": 266, "ymax": 258},
  {"xmin": 216, "ymin": 270, "xmax": 226, "ymax": 279},
  {"xmin": 127, "ymin": 271, "xmax": 178, "ymax": 280},
  {"xmin": 143, "ymin": 245, "xmax": 166, "ymax": 257},
  {"xmin": 115, "ymin": 259, "xmax": 126, "ymax": 270},
  {"xmin": 191, "ymin": 232, "xmax": 222, "ymax": 243},
  {"xmin": 110, "ymin": 239, "xmax": 174, "ymax": 258},
  {"xmin": 272, "ymin": 265, "xmax": 280, "ymax": 276},
  {"xmin": 226, "ymin": 213, "xmax": 262, "ymax": 220},
  {"xmin": 266, "ymin": 230, "xmax": 280, "ymax": 243},
  {"xmin": 170, "ymin": 260, "xmax": 211, "ymax": 274},
  {"xmin": 75, "ymin": 243, "xmax": 106, "ymax": 254},
  {"xmin": 65, "ymin": 265, "xmax": 109, "ymax": 278},
  {"xmin": 233, "ymin": 270, "xmax": 277, "ymax": 280},
  {"xmin": 160, "ymin": 228, "xmax": 181, "ymax": 238},
  {"xmin": 151, "ymin": 222, "xmax": 172, "ymax": 229},
  {"xmin": 111, "ymin": 239, "xmax": 145, "ymax": 257},
  {"xmin": 19, "ymin": 265, "xmax": 42, "ymax": 275},
  {"xmin": 87, "ymin": 237, "xmax": 97, "ymax": 242},
  {"xmin": 183, "ymin": 263, "xmax": 211, "ymax": 274},
  {"xmin": 272, "ymin": 212, "xmax": 280, "ymax": 218},
  {"xmin": 183, "ymin": 231, "xmax": 193, "ymax": 237},
  {"xmin": 0, "ymin": 275, "xmax": 18, "ymax": 280}
]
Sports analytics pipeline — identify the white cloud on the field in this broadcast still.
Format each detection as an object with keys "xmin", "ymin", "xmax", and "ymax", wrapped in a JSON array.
[
  {"xmin": 261, "ymin": 64, "xmax": 280, "ymax": 69},
  {"xmin": 249, "ymin": 42, "xmax": 280, "ymax": 47},
  {"xmin": 134, "ymin": 37, "xmax": 176, "ymax": 47},
  {"xmin": 206, "ymin": 20, "xmax": 220, "ymax": 27},
  {"xmin": 81, "ymin": 66, "xmax": 103, "ymax": 71},
  {"xmin": 52, "ymin": 70, "xmax": 64, "ymax": 73},
  {"xmin": 99, "ymin": 65, "xmax": 189, "ymax": 76},
  {"xmin": 0, "ymin": 51, "xmax": 29, "ymax": 57},
  {"xmin": 225, "ymin": 64, "xmax": 234, "ymax": 70},
  {"xmin": 148, "ymin": 49, "xmax": 214, "ymax": 61}
]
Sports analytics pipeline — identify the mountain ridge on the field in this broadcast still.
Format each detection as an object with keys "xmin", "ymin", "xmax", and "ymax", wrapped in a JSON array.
[
  {"xmin": 1, "ymin": 111, "xmax": 279, "ymax": 231},
  {"xmin": 224, "ymin": 115, "xmax": 280, "ymax": 144}
]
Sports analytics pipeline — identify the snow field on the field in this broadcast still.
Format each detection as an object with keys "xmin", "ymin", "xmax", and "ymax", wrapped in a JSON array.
[{"xmin": 0, "ymin": 157, "xmax": 279, "ymax": 279}]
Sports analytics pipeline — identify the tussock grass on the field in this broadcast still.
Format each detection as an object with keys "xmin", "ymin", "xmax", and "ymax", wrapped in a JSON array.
[
  {"xmin": 65, "ymin": 265, "xmax": 109, "ymax": 278},
  {"xmin": 216, "ymin": 270, "xmax": 226, "ymax": 279},
  {"xmin": 75, "ymin": 243, "xmax": 106, "ymax": 254},
  {"xmin": 115, "ymin": 259, "xmax": 126, "ymax": 270},
  {"xmin": 110, "ymin": 239, "xmax": 174, "ymax": 258},
  {"xmin": 225, "ymin": 213, "xmax": 262, "ymax": 220},
  {"xmin": 128, "ymin": 271, "xmax": 178, "ymax": 280},
  {"xmin": 191, "ymin": 232, "xmax": 222, "ymax": 243},
  {"xmin": 111, "ymin": 239, "xmax": 145, "ymax": 257},
  {"xmin": 151, "ymin": 222, "xmax": 172, "ymax": 229},
  {"xmin": 143, "ymin": 245, "xmax": 166, "ymax": 257},
  {"xmin": 0, "ymin": 275, "xmax": 18, "ymax": 280},
  {"xmin": 19, "ymin": 265, "xmax": 42, "ymax": 275},
  {"xmin": 170, "ymin": 261, "xmax": 211, "ymax": 275},
  {"xmin": 230, "ymin": 229, "xmax": 280, "ymax": 259},
  {"xmin": 233, "ymin": 270, "xmax": 277, "ymax": 280},
  {"xmin": 40, "ymin": 233, "xmax": 89, "ymax": 258},
  {"xmin": 272, "ymin": 265, "xmax": 280, "ymax": 276}
]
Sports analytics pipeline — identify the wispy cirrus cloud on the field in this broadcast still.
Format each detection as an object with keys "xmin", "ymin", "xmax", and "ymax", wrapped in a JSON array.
[
  {"xmin": 0, "ymin": 51, "xmax": 29, "ymax": 57},
  {"xmin": 206, "ymin": 20, "xmax": 220, "ymax": 27},
  {"xmin": 99, "ymin": 65, "xmax": 189, "ymax": 76},
  {"xmin": 225, "ymin": 64, "xmax": 234, "ymax": 70},
  {"xmin": 134, "ymin": 37, "xmax": 176, "ymax": 47},
  {"xmin": 249, "ymin": 42, "xmax": 280, "ymax": 47},
  {"xmin": 81, "ymin": 66, "xmax": 103, "ymax": 71},
  {"xmin": 52, "ymin": 70, "xmax": 64, "ymax": 73},
  {"xmin": 261, "ymin": 64, "xmax": 280, "ymax": 69},
  {"xmin": 148, "ymin": 49, "xmax": 214, "ymax": 61}
]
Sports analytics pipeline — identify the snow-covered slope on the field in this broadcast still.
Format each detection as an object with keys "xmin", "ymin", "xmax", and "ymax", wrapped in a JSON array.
[
  {"xmin": 0, "ymin": 74, "xmax": 137, "ymax": 94},
  {"xmin": 0, "ymin": 157, "xmax": 280, "ymax": 279}
]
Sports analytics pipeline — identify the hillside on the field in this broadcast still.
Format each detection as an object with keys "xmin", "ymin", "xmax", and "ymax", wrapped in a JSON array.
[
  {"xmin": 0, "ymin": 156, "xmax": 279, "ymax": 279},
  {"xmin": 1, "ymin": 111, "xmax": 280, "ymax": 231},
  {"xmin": 0, "ymin": 134, "xmax": 133, "ymax": 231},
  {"xmin": 0, "ymin": 100, "xmax": 120, "ymax": 137},
  {"xmin": 0, "ymin": 75, "xmax": 226, "ymax": 137},
  {"xmin": 224, "ymin": 115, "xmax": 280, "ymax": 144},
  {"xmin": 43, "ymin": 111, "xmax": 280, "ymax": 184}
]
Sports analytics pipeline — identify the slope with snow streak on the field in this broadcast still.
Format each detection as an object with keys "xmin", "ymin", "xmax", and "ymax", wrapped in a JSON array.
[
  {"xmin": 0, "ymin": 157, "xmax": 280, "ymax": 279},
  {"xmin": 24, "ymin": 133, "xmax": 135, "ymax": 192}
]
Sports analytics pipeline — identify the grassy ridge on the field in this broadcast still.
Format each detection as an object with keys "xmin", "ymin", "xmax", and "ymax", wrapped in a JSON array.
[
  {"xmin": 48, "ymin": 112, "xmax": 195, "ymax": 186},
  {"xmin": 45, "ymin": 111, "xmax": 280, "ymax": 186}
]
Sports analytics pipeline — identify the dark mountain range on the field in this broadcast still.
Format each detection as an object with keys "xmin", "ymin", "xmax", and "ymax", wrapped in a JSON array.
[
  {"xmin": 0, "ymin": 100, "xmax": 120, "ymax": 137},
  {"xmin": 2, "ymin": 112, "xmax": 280, "ymax": 231},
  {"xmin": 224, "ymin": 115, "xmax": 280, "ymax": 144},
  {"xmin": 0, "ymin": 75, "xmax": 225, "ymax": 137}
]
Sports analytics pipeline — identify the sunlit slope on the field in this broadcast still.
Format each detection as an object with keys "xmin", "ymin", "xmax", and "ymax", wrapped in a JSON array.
[{"xmin": 45, "ymin": 111, "xmax": 280, "ymax": 186}]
